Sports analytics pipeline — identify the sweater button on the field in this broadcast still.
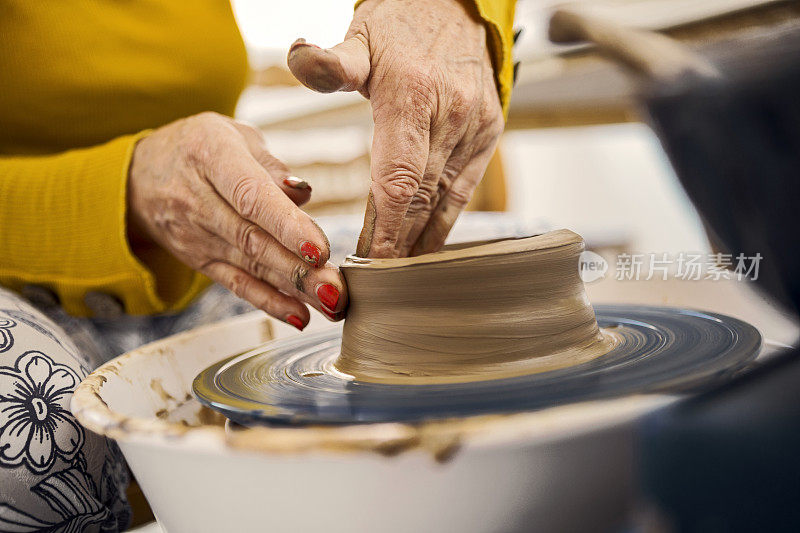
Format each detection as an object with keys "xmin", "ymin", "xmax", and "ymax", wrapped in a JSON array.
[
  {"xmin": 84, "ymin": 291, "xmax": 125, "ymax": 319},
  {"xmin": 21, "ymin": 285, "xmax": 60, "ymax": 309}
]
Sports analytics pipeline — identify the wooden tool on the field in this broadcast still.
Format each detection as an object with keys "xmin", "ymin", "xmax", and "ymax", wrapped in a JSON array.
[{"xmin": 548, "ymin": 7, "xmax": 720, "ymax": 84}]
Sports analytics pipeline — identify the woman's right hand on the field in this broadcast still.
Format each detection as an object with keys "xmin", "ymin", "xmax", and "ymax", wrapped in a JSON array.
[{"xmin": 127, "ymin": 112, "xmax": 346, "ymax": 330}]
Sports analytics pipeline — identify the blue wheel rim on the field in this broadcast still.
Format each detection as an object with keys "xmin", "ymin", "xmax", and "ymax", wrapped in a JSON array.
[{"xmin": 193, "ymin": 305, "xmax": 761, "ymax": 426}]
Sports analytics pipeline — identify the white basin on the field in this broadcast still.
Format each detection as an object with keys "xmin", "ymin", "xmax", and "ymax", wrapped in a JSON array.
[{"xmin": 71, "ymin": 311, "xmax": 676, "ymax": 533}]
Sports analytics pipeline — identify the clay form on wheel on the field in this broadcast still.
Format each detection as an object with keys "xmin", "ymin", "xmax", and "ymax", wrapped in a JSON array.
[
  {"xmin": 337, "ymin": 229, "xmax": 619, "ymax": 384},
  {"xmin": 192, "ymin": 229, "xmax": 761, "ymax": 426}
]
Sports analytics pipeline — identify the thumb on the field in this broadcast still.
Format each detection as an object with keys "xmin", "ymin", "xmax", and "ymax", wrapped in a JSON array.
[{"xmin": 287, "ymin": 36, "xmax": 370, "ymax": 94}]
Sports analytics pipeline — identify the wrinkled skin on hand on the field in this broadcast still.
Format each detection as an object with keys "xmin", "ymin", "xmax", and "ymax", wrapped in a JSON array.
[
  {"xmin": 127, "ymin": 112, "xmax": 347, "ymax": 329},
  {"xmin": 288, "ymin": 0, "xmax": 504, "ymax": 258}
]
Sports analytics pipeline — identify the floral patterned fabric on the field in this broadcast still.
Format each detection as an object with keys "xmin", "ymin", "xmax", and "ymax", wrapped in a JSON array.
[
  {"xmin": 0, "ymin": 351, "xmax": 84, "ymax": 474},
  {"xmin": 0, "ymin": 284, "xmax": 254, "ymax": 532},
  {"xmin": 0, "ymin": 288, "xmax": 131, "ymax": 532}
]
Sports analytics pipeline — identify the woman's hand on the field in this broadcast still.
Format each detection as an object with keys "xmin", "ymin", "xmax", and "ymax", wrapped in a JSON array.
[
  {"xmin": 288, "ymin": 0, "xmax": 504, "ymax": 258},
  {"xmin": 127, "ymin": 112, "xmax": 346, "ymax": 329}
]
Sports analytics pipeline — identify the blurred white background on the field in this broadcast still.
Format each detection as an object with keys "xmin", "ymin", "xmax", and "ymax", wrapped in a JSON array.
[
  {"xmin": 503, "ymin": 124, "xmax": 710, "ymax": 255},
  {"xmin": 231, "ymin": 0, "xmax": 355, "ymax": 68}
]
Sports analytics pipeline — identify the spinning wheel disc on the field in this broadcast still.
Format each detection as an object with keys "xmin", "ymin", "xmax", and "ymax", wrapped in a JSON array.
[{"xmin": 193, "ymin": 305, "xmax": 761, "ymax": 426}]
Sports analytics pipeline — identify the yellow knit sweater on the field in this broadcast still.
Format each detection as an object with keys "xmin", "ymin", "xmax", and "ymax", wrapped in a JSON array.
[{"xmin": 0, "ymin": 0, "xmax": 516, "ymax": 317}]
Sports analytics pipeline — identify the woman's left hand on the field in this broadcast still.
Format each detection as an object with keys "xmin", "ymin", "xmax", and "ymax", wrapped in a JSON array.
[{"xmin": 287, "ymin": 0, "xmax": 504, "ymax": 258}]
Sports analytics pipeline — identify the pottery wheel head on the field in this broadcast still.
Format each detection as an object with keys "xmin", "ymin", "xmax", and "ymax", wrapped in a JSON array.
[
  {"xmin": 193, "ymin": 230, "xmax": 761, "ymax": 426},
  {"xmin": 192, "ymin": 305, "xmax": 761, "ymax": 426},
  {"xmin": 338, "ymin": 229, "xmax": 618, "ymax": 384}
]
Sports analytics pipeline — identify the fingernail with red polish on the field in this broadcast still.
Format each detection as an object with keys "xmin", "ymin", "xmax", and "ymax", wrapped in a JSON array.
[
  {"xmin": 286, "ymin": 315, "xmax": 305, "ymax": 331},
  {"xmin": 283, "ymin": 176, "xmax": 311, "ymax": 190},
  {"xmin": 322, "ymin": 308, "xmax": 343, "ymax": 321},
  {"xmin": 317, "ymin": 284, "xmax": 339, "ymax": 311},
  {"xmin": 301, "ymin": 241, "xmax": 321, "ymax": 266}
]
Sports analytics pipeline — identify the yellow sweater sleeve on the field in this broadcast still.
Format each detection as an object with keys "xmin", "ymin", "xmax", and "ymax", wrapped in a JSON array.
[
  {"xmin": 354, "ymin": 0, "xmax": 516, "ymax": 116},
  {"xmin": 472, "ymin": 0, "xmax": 517, "ymax": 117},
  {"xmin": 0, "ymin": 133, "xmax": 210, "ymax": 317}
]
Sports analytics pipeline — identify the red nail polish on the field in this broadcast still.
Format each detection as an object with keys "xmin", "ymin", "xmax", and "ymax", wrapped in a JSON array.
[
  {"xmin": 301, "ymin": 242, "xmax": 321, "ymax": 266},
  {"xmin": 283, "ymin": 176, "xmax": 310, "ymax": 190},
  {"xmin": 317, "ymin": 284, "xmax": 339, "ymax": 310},
  {"xmin": 321, "ymin": 308, "xmax": 342, "ymax": 321},
  {"xmin": 286, "ymin": 315, "xmax": 305, "ymax": 331}
]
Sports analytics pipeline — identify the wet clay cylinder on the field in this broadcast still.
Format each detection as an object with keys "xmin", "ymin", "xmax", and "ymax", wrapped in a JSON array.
[{"xmin": 337, "ymin": 229, "xmax": 619, "ymax": 384}]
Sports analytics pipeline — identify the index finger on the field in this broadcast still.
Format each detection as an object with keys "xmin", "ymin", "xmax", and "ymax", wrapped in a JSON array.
[
  {"xmin": 357, "ymin": 108, "xmax": 430, "ymax": 258},
  {"xmin": 203, "ymin": 133, "xmax": 330, "ymax": 267}
]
